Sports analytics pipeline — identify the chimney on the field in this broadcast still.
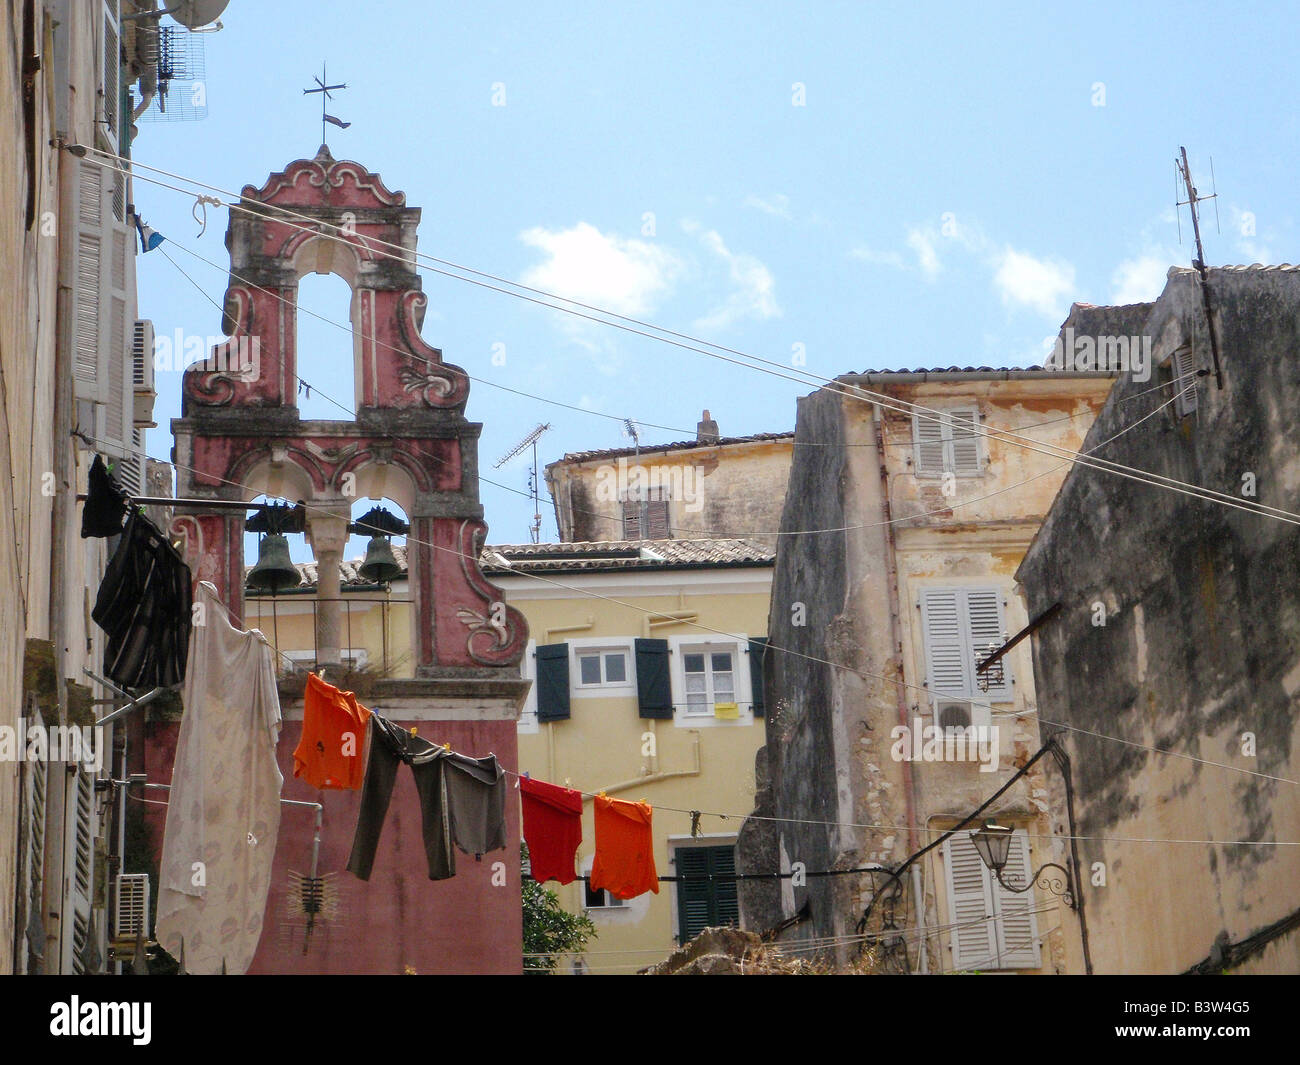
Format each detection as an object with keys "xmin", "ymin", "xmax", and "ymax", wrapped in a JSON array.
[{"xmin": 696, "ymin": 408, "xmax": 719, "ymax": 444}]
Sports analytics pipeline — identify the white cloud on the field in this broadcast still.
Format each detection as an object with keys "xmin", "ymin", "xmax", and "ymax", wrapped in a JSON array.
[
  {"xmin": 906, "ymin": 227, "xmax": 943, "ymax": 279},
  {"xmin": 1226, "ymin": 204, "xmax": 1273, "ymax": 265},
  {"xmin": 688, "ymin": 225, "xmax": 781, "ymax": 331},
  {"xmin": 519, "ymin": 222, "xmax": 683, "ymax": 319},
  {"xmin": 1110, "ymin": 254, "xmax": 1171, "ymax": 304},
  {"xmin": 743, "ymin": 193, "xmax": 792, "ymax": 219},
  {"xmin": 992, "ymin": 248, "xmax": 1076, "ymax": 319},
  {"xmin": 849, "ymin": 245, "xmax": 907, "ymax": 270}
]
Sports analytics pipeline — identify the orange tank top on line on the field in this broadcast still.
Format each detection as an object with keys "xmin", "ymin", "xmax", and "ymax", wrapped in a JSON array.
[{"xmin": 293, "ymin": 672, "xmax": 373, "ymax": 790}]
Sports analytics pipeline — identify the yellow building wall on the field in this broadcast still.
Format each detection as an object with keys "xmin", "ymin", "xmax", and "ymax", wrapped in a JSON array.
[{"xmin": 249, "ymin": 568, "xmax": 772, "ymax": 973}]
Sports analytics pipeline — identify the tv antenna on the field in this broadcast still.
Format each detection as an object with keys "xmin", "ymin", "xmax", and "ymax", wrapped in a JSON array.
[
  {"xmin": 303, "ymin": 62, "xmax": 349, "ymax": 147},
  {"xmin": 495, "ymin": 423, "xmax": 551, "ymax": 544},
  {"xmin": 1174, "ymin": 145, "xmax": 1220, "ymax": 269},
  {"xmin": 1174, "ymin": 146, "xmax": 1224, "ymax": 390}
]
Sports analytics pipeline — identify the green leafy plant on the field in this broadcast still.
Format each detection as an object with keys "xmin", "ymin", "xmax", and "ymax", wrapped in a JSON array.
[{"xmin": 521, "ymin": 844, "xmax": 596, "ymax": 974}]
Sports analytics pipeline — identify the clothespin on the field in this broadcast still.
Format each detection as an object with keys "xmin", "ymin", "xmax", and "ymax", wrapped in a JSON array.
[
  {"xmin": 442, "ymin": 742, "xmax": 451, "ymax": 751},
  {"xmin": 409, "ymin": 726, "xmax": 418, "ymax": 737}
]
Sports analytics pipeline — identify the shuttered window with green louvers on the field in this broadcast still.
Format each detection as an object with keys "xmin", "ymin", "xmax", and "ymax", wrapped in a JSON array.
[{"xmin": 675, "ymin": 845, "xmax": 740, "ymax": 944}]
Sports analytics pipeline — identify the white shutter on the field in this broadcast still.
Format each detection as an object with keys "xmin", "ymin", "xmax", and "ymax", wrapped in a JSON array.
[
  {"xmin": 921, "ymin": 587, "xmax": 1013, "ymax": 707},
  {"xmin": 1172, "ymin": 347, "xmax": 1199, "ymax": 417},
  {"xmin": 966, "ymin": 588, "xmax": 1013, "ymax": 703},
  {"xmin": 63, "ymin": 765, "xmax": 97, "ymax": 974},
  {"xmin": 944, "ymin": 829, "xmax": 1041, "ymax": 971},
  {"xmin": 72, "ymin": 161, "xmax": 104, "ymax": 400},
  {"xmin": 19, "ymin": 733, "xmax": 49, "ymax": 974},
  {"xmin": 948, "ymin": 409, "xmax": 981, "ymax": 474},
  {"xmin": 912, "ymin": 412, "xmax": 946, "ymax": 474},
  {"xmin": 943, "ymin": 833, "xmax": 997, "ymax": 971},
  {"xmin": 920, "ymin": 589, "xmax": 969, "ymax": 696},
  {"xmin": 100, "ymin": 205, "xmax": 132, "ymax": 456},
  {"xmin": 994, "ymin": 830, "xmax": 1042, "ymax": 967},
  {"xmin": 101, "ymin": 2, "xmax": 120, "ymax": 144}
]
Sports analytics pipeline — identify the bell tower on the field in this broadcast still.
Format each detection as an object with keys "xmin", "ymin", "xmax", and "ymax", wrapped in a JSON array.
[
  {"xmin": 170, "ymin": 145, "xmax": 527, "ymax": 677},
  {"xmin": 164, "ymin": 148, "xmax": 530, "ymax": 974}
]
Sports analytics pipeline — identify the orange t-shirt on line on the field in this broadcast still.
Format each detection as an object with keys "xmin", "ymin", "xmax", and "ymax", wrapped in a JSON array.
[
  {"xmin": 589, "ymin": 795, "xmax": 658, "ymax": 899},
  {"xmin": 293, "ymin": 673, "xmax": 372, "ymax": 790}
]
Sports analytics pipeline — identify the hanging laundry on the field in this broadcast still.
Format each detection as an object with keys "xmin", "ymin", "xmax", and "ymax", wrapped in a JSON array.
[
  {"xmin": 92, "ymin": 509, "xmax": 192, "ymax": 689},
  {"xmin": 520, "ymin": 776, "xmax": 582, "ymax": 885},
  {"xmin": 293, "ymin": 673, "xmax": 372, "ymax": 790},
  {"xmin": 156, "ymin": 581, "xmax": 283, "ymax": 976},
  {"xmin": 347, "ymin": 715, "xmax": 506, "ymax": 881},
  {"xmin": 80, "ymin": 454, "xmax": 130, "ymax": 538},
  {"xmin": 590, "ymin": 795, "xmax": 658, "ymax": 899}
]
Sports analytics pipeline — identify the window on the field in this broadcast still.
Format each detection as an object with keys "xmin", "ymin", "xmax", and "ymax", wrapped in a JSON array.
[
  {"xmin": 942, "ymin": 828, "xmax": 1041, "ymax": 970},
  {"xmin": 576, "ymin": 649, "xmax": 628, "ymax": 688},
  {"xmin": 583, "ymin": 877, "xmax": 625, "ymax": 910},
  {"xmin": 682, "ymin": 648, "xmax": 736, "ymax": 716},
  {"xmin": 912, "ymin": 408, "xmax": 981, "ymax": 476},
  {"xmin": 621, "ymin": 486, "xmax": 670, "ymax": 540},
  {"xmin": 918, "ymin": 586, "xmax": 1013, "ymax": 714},
  {"xmin": 674, "ymin": 844, "xmax": 740, "ymax": 944},
  {"xmin": 1169, "ymin": 346, "xmax": 1199, "ymax": 418},
  {"xmin": 665, "ymin": 636, "xmax": 754, "ymax": 725},
  {"xmin": 518, "ymin": 639, "xmax": 539, "ymax": 733}
]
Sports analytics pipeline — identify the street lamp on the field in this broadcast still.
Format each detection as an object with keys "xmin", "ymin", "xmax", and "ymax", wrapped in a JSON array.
[{"xmin": 969, "ymin": 821, "xmax": 1077, "ymax": 910}]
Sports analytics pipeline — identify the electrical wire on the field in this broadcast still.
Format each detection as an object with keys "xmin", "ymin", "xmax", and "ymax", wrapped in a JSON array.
[{"xmin": 82, "ymin": 144, "xmax": 1300, "ymax": 531}]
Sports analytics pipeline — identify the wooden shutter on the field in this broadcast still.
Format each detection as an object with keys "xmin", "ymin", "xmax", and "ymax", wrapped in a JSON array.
[
  {"xmin": 747, "ymin": 637, "xmax": 768, "ymax": 717},
  {"xmin": 912, "ymin": 411, "xmax": 946, "ymax": 474},
  {"xmin": 948, "ymin": 409, "xmax": 981, "ymax": 473},
  {"xmin": 675, "ymin": 845, "xmax": 739, "ymax": 944},
  {"xmin": 965, "ymin": 588, "xmax": 1012, "ymax": 702},
  {"xmin": 943, "ymin": 832, "xmax": 997, "ymax": 971},
  {"xmin": 535, "ymin": 643, "xmax": 571, "ymax": 721},
  {"xmin": 63, "ymin": 765, "xmax": 97, "ymax": 974},
  {"xmin": 72, "ymin": 160, "xmax": 104, "ymax": 401},
  {"xmin": 1172, "ymin": 347, "xmax": 1199, "ymax": 417},
  {"xmin": 675, "ymin": 848, "xmax": 712, "ymax": 943},
  {"xmin": 634, "ymin": 638, "xmax": 674, "ymax": 719},
  {"xmin": 621, "ymin": 499, "xmax": 641, "ymax": 539},
  {"xmin": 101, "ymin": 1, "xmax": 120, "ymax": 144},
  {"xmin": 19, "ymin": 724, "xmax": 48, "ymax": 973},
  {"xmin": 645, "ymin": 493, "xmax": 670, "ymax": 539},
  {"xmin": 993, "ymin": 830, "xmax": 1042, "ymax": 967},
  {"xmin": 920, "ymin": 589, "xmax": 968, "ymax": 696},
  {"xmin": 921, "ymin": 587, "xmax": 1013, "ymax": 705}
]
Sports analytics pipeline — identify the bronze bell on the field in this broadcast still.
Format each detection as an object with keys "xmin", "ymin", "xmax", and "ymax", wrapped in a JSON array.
[
  {"xmin": 246, "ymin": 533, "xmax": 302, "ymax": 594},
  {"xmin": 358, "ymin": 535, "xmax": 402, "ymax": 584}
]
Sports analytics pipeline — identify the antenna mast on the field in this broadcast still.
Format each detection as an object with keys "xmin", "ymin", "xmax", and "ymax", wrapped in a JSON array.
[
  {"xmin": 495, "ymin": 423, "xmax": 552, "ymax": 544},
  {"xmin": 1174, "ymin": 146, "xmax": 1224, "ymax": 389}
]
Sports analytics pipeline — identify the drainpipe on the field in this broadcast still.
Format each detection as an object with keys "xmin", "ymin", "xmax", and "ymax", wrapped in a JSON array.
[
  {"xmin": 911, "ymin": 864, "xmax": 928, "ymax": 974},
  {"xmin": 643, "ymin": 610, "xmax": 697, "ymax": 636},
  {"xmin": 873, "ymin": 399, "xmax": 924, "ymax": 966},
  {"xmin": 588, "ymin": 731, "xmax": 701, "ymax": 796}
]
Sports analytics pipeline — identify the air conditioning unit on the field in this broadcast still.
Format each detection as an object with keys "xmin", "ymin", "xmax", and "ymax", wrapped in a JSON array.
[
  {"xmin": 114, "ymin": 873, "xmax": 150, "ymax": 939},
  {"xmin": 132, "ymin": 319, "xmax": 156, "ymax": 428}
]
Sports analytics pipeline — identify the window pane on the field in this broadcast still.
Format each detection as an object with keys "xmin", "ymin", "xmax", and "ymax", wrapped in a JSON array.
[
  {"xmin": 714, "ymin": 674, "xmax": 734, "ymax": 700},
  {"xmin": 686, "ymin": 674, "xmax": 706, "ymax": 694},
  {"xmin": 687, "ymin": 693, "xmax": 709, "ymax": 713},
  {"xmin": 711, "ymin": 652, "xmax": 733, "ymax": 673},
  {"xmin": 684, "ymin": 653, "xmax": 705, "ymax": 673},
  {"xmin": 579, "ymin": 655, "xmax": 601, "ymax": 685},
  {"xmin": 604, "ymin": 653, "xmax": 626, "ymax": 683}
]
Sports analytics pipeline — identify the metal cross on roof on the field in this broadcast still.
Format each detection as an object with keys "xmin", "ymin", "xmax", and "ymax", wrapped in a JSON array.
[{"xmin": 303, "ymin": 61, "xmax": 349, "ymax": 147}]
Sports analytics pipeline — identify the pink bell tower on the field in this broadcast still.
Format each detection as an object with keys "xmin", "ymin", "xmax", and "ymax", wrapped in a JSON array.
[{"xmin": 158, "ymin": 147, "xmax": 530, "ymax": 973}]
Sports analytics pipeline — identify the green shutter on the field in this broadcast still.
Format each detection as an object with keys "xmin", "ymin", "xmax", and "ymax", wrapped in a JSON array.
[
  {"xmin": 675, "ymin": 845, "xmax": 740, "ymax": 943},
  {"xmin": 634, "ymin": 638, "xmax": 673, "ymax": 719},
  {"xmin": 747, "ymin": 637, "xmax": 768, "ymax": 717},
  {"xmin": 535, "ymin": 643, "xmax": 570, "ymax": 722}
]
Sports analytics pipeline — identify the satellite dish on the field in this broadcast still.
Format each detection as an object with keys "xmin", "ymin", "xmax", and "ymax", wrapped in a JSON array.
[{"xmin": 167, "ymin": 0, "xmax": 230, "ymax": 29}]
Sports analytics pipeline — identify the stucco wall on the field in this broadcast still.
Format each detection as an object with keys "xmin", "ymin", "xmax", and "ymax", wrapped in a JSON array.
[{"xmin": 1018, "ymin": 268, "xmax": 1300, "ymax": 974}]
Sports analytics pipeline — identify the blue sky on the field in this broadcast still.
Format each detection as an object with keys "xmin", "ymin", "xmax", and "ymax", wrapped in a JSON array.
[{"xmin": 132, "ymin": 0, "xmax": 1298, "ymax": 553}]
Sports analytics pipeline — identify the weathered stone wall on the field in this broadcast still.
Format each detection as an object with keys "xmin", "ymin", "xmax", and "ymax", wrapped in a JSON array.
[
  {"xmin": 1018, "ymin": 267, "xmax": 1300, "ymax": 973},
  {"xmin": 737, "ymin": 390, "xmax": 850, "ymax": 946}
]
